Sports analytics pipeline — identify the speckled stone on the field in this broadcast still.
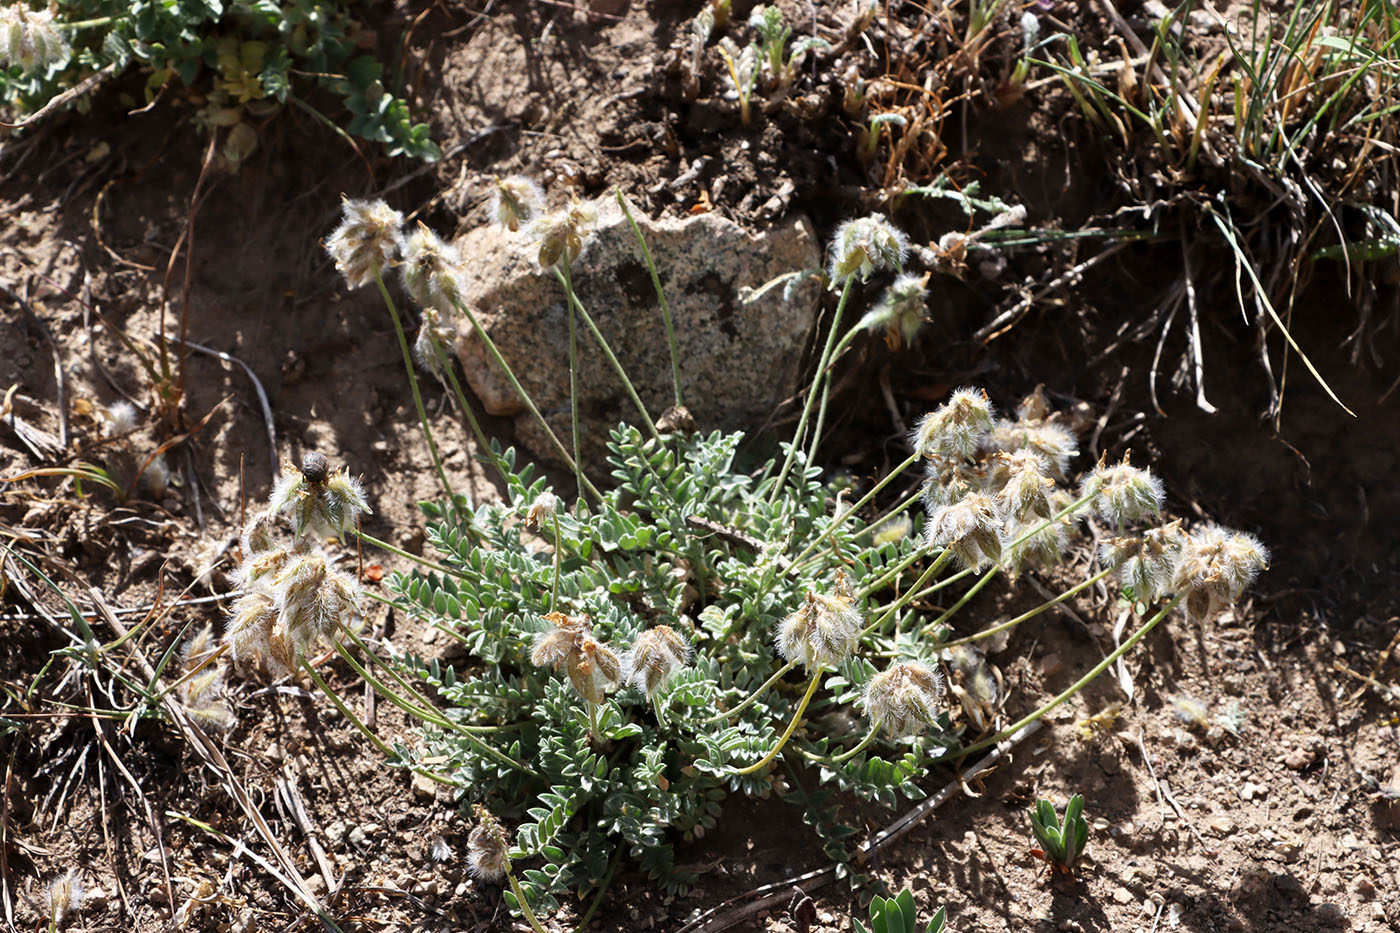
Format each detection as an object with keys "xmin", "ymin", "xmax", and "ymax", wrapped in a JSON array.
[{"xmin": 453, "ymin": 193, "xmax": 822, "ymax": 467}]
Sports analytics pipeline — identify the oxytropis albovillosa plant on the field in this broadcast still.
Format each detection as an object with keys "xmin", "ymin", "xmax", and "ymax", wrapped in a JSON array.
[{"xmin": 314, "ymin": 188, "xmax": 1268, "ymax": 925}]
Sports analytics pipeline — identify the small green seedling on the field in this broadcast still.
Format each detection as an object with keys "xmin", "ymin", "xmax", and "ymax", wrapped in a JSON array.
[
  {"xmin": 1029, "ymin": 794, "xmax": 1090, "ymax": 874},
  {"xmin": 855, "ymin": 888, "xmax": 947, "ymax": 933}
]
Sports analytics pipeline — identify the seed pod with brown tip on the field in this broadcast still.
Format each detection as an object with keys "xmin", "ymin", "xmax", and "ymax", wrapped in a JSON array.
[{"xmin": 467, "ymin": 805, "xmax": 511, "ymax": 882}]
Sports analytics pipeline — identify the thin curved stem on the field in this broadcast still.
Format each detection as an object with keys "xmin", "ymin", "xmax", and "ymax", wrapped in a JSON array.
[
  {"xmin": 919, "ymin": 563, "xmax": 1000, "ymax": 636},
  {"xmin": 615, "ymin": 189, "xmax": 684, "ymax": 409},
  {"xmin": 556, "ymin": 264, "xmax": 662, "ymax": 444},
  {"xmin": 700, "ymin": 659, "xmax": 798, "ymax": 723},
  {"xmin": 565, "ymin": 270, "xmax": 586, "ymax": 502},
  {"xmin": 732, "ymin": 671, "xmax": 823, "ymax": 775},
  {"xmin": 428, "ymin": 332, "xmax": 512, "ymax": 485},
  {"xmin": 770, "ymin": 278, "xmax": 856, "ymax": 504},
  {"xmin": 856, "ymin": 544, "xmax": 934, "ymax": 600},
  {"xmin": 506, "ymin": 866, "xmax": 549, "ymax": 933},
  {"xmin": 375, "ymin": 268, "xmax": 454, "ymax": 501},
  {"xmin": 930, "ymin": 595, "xmax": 1182, "ymax": 765},
  {"xmin": 351, "ymin": 528, "xmax": 466, "ymax": 579},
  {"xmin": 302, "ymin": 659, "xmax": 397, "ymax": 759},
  {"xmin": 831, "ymin": 721, "xmax": 881, "ymax": 763},
  {"xmin": 447, "ymin": 293, "xmax": 600, "ymax": 500},
  {"xmin": 806, "ymin": 288, "xmax": 860, "ymax": 464},
  {"xmin": 860, "ymin": 548, "xmax": 953, "ymax": 638},
  {"xmin": 549, "ymin": 511, "xmax": 562, "ymax": 613},
  {"xmin": 939, "ymin": 565, "xmax": 1118, "ymax": 647},
  {"xmin": 787, "ymin": 451, "xmax": 922, "ymax": 572}
]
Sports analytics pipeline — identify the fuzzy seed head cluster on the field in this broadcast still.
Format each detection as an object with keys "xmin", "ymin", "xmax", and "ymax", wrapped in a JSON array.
[
  {"xmin": 225, "ymin": 454, "xmax": 365, "ymax": 674},
  {"xmin": 777, "ymin": 571, "xmax": 862, "ymax": 672},
  {"xmin": 525, "ymin": 491, "xmax": 561, "ymax": 529},
  {"xmin": 101, "ymin": 400, "xmax": 140, "ymax": 437},
  {"xmin": 178, "ymin": 626, "xmax": 235, "ymax": 730},
  {"xmin": 400, "ymin": 224, "xmax": 465, "ymax": 312},
  {"xmin": 530, "ymin": 200, "xmax": 598, "ymax": 270},
  {"xmin": 859, "ymin": 272, "xmax": 930, "ymax": 349},
  {"xmin": 862, "ymin": 661, "xmax": 945, "ymax": 737},
  {"xmin": 325, "ymin": 198, "xmax": 404, "ymax": 289},
  {"xmin": 623, "ymin": 624, "xmax": 691, "ymax": 698},
  {"xmin": 828, "ymin": 213, "xmax": 909, "ymax": 285},
  {"xmin": 925, "ymin": 492, "xmax": 1004, "ymax": 570},
  {"xmin": 491, "ymin": 175, "xmax": 545, "ymax": 232},
  {"xmin": 269, "ymin": 453, "xmax": 371, "ymax": 540},
  {"xmin": 983, "ymin": 387, "xmax": 1079, "ymax": 478},
  {"xmin": 1101, "ymin": 520, "xmax": 1184, "ymax": 602},
  {"xmin": 1081, "ymin": 453, "xmax": 1164, "ymax": 528},
  {"xmin": 911, "ymin": 387, "xmax": 995, "ymax": 461},
  {"xmin": 1170, "ymin": 524, "xmax": 1269, "ymax": 622},
  {"xmin": 467, "ymin": 805, "xmax": 511, "ymax": 882},
  {"xmin": 532, "ymin": 611, "xmax": 622, "ymax": 704},
  {"xmin": 0, "ymin": 4, "xmax": 69, "ymax": 74}
]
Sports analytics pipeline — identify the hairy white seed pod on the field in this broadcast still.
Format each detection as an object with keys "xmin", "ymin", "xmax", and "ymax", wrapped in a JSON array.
[
  {"xmin": 777, "ymin": 571, "xmax": 862, "ymax": 672},
  {"xmin": 828, "ymin": 213, "xmax": 909, "ymax": 285},
  {"xmin": 525, "ymin": 492, "xmax": 560, "ymax": 529},
  {"xmin": 43, "ymin": 869, "xmax": 83, "ymax": 927},
  {"xmin": 224, "ymin": 590, "xmax": 279, "ymax": 664},
  {"xmin": 1004, "ymin": 511, "xmax": 1071, "ymax": 576},
  {"xmin": 529, "ymin": 201, "xmax": 598, "ymax": 270},
  {"xmin": 925, "ymin": 492, "xmax": 1004, "ymax": 570},
  {"xmin": 1081, "ymin": 453, "xmax": 1164, "ymax": 528},
  {"xmin": 399, "ymin": 224, "xmax": 465, "ymax": 312},
  {"xmin": 623, "ymin": 624, "xmax": 691, "ymax": 698},
  {"xmin": 412, "ymin": 306, "xmax": 459, "ymax": 378},
  {"xmin": 861, "ymin": 661, "xmax": 945, "ymax": 737},
  {"xmin": 991, "ymin": 450, "xmax": 1053, "ymax": 521},
  {"xmin": 491, "ymin": 175, "xmax": 545, "ymax": 232},
  {"xmin": 467, "ymin": 805, "xmax": 511, "ymax": 882},
  {"xmin": 858, "ymin": 273, "xmax": 930, "ymax": 349},
  {"xmin": 241, "ymin": 510, "xmax": 280, "ymax": 556},
  {"xmin": 324, "ymin": 198, "xmax": 403, "ymax": 289},
  {"xmin": 1169, "ymin": 524, "xmax": 1268, "ymax": 622},
  {"xmin": 0, "ymin": 5, "xmax": 70, "ymax": 75},
  {"xmin": 920, "ymin": 458, "xmax": 980, "ymax": 512},
  {"xmin": 101, "ymin": 400, "xmax": 140, "ymax": 437},
  {"xmin": 910, "ymin": 387, "xmax": 995, "ymax": 460}
]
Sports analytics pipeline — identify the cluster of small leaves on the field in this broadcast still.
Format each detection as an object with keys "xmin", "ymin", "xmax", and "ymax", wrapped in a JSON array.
[
  {"xmin": 396, "ymin": 429, "xmax": 957, "ymax": 909},
  {"xmin": 0, "ymin": 0, "xmax": 438, "ymax": 161},
  {"xmin": 855, "ymin": 888, "xmax": 947, "ymax": 933},
  {"xmin": 1029, "ymin": 794, "xmax": 1090, "ymax": 872}
]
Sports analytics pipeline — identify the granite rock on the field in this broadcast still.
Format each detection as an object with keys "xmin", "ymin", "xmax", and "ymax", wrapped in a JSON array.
[{"xmin": 453, "ymin": 194, "xmax": 822, "ymax": 467}]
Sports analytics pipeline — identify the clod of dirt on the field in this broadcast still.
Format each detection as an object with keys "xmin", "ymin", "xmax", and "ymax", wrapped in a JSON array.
[{"xmin": 454, "ymin": 192, "xmax": 821, "ymax": 465}]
